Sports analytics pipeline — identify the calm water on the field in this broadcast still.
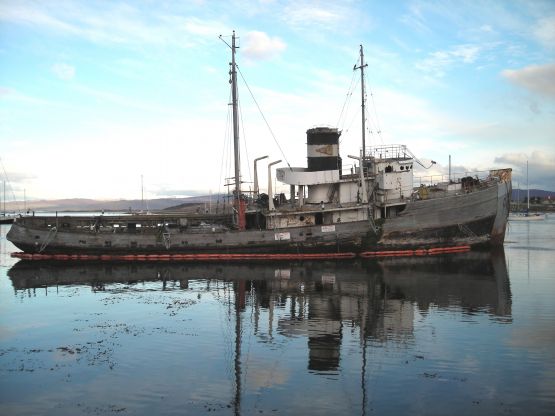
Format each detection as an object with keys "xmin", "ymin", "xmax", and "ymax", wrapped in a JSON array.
[{"xmin": 1, "ymin": 218, "xmax": 554, "ymax": 415}]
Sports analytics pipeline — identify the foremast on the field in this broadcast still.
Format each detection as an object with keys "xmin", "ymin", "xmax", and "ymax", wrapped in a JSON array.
[
  {"xmin": 221, "ymin": 31, "xmax": 246, "ymax": 229},
  {"xmin": 230, "ymin": 32, "xmax": 241, "ymax": 206}
]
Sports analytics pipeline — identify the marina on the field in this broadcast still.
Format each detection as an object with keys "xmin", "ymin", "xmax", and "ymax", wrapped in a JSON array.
[
  {"xmin": 1, "ymin": 217, "xmax": 554, "ymax": 415},
  {"xmin": 509, "ymin": 161, "xmax": 546, "ymax": 222}
]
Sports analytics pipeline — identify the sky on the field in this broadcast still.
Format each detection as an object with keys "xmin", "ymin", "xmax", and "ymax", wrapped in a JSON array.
[{"xmin": 1, "ymin": 0, "xmax": 554, "ymax": 202}]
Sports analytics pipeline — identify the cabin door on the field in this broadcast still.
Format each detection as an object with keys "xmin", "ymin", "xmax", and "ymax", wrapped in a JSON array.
[{"xmin": 315, "ymin": 212, "xmax": 323, "ymax": 225}]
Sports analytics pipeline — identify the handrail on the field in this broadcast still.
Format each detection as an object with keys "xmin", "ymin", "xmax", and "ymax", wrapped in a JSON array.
[{"xmin": 413, "ymin": 170, "xmax": 493, "ymax": 187}]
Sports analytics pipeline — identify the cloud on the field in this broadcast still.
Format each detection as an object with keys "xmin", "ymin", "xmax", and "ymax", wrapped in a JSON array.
[
  {"xmin": 0, "ymin": 169, "xmax": 36, "ymax": 183},
  {"xmin": 51, "ymin": 63, "xmax": 75, "ymax": 80},
  {"xmin": 150, "ymin": 189, "xmax": 208, "ymax": 198},
  {"xmin": 0, "ymin": 2, "xmax": 226, "ymax": 49},
  {"xmin": 494, "ymin": 151, "xmax": 555, "ymax": 190},
  {"xmin": 242, "ymin": 31, "xmax": 286, "ymax": 60},
  {"xmin": 494, "ymin": 151, "xmax": 555, "ymax": 170},
  {"xmin": 415, "ymin": 44, "xmax": 483, "ymax": 78},
  {"xmin": 534, "ymin": 15, "xmax": 555, "ymax": 49},
  {"xmin": 480, "ymin": 24, "xmax": 494, "ymax": 33},
  {"xmin": 0, "ymin": 86, "xmax": 54, "ymax": 106},
  {"xmin": 451, "ymin": 44, "xmax": 481, "ymax": 63},
  {"xmin": 71, "ymin": 84, "xmax": 184, "ymax": 115},
  {"xmin": 502, "ymin": 63, "xmax": 555, "ymax": 98},
  {"xmin": 0, "ymin": 86, "xmax": 14, "ymax": 96},
  {"xmin": 0, "ymin": 2, "xmax": 76, "ymax": 33},
  {"xmin": 282, "ymin": 1, "xmax": 355, "ymax": 31},
  {"xmin": 0, "ymin": 164, "xmax": 37, "ymax": 199},
  {"xmin": 285, "ymin": 5, "xmax": 343, "ymax": 26},
  {"xmin": 399, "ymin": 2, "xmax": 432, "ymax": 34}
]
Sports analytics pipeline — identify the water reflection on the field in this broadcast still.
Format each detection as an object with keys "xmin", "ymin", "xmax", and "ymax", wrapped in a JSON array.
[
  {"xmin": 381, "ymin": 250, "xmax": 512, "ymax": 319},
  {"xmin": 8, "ymin": 249, "xmax": 512, "ymax": 350},
  {"xmin": 4, "ymin": 250, "xmax": 513, "ymax": 415}
]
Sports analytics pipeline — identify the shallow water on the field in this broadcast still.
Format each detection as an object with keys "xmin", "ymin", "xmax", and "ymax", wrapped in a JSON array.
[{"xmin": 1, "ymin": 217, "xmax": 554, "ymax": 415}]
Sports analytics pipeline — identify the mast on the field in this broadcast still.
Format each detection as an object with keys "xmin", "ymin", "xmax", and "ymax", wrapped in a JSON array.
[
  {"xmin": 354, "ymin": 45, "xmax": 368, "ymax": 161},
  {"xmin": 517, "ymin": 182, "xmax": 520, "ymax": 211},
  {"xmin": 231, "ymin": 31, "xmax": 241, "ymax": 201},
  {"xmin": 220, "ymin": 31, "xmax": 244, "ymax": 229},
  {"xmin": 526, "ymin": 160, "xmax": 529, "ymax": 211}
]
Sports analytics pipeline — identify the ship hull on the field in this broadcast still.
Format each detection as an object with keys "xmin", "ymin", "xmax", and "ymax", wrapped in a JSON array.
[
  {"xmin": 7, "ymin": 219, "xmax": 369, "ymax": 254},
  {"xmin": 7, "ymin": 180, "xmax": 510, "ymax": 255},
  {"xmin": 380, "ymin": 178, "xmax": 511, "ymax": 247}
]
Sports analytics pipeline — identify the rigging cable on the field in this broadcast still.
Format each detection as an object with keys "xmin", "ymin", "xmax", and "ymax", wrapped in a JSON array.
[
  {"xmin": 365, "ymin": 71, "xmax": 384, "ymax": 145},
  {"xmin": 236, "ymin": 65, "xmax": 291, "ymax": 170},
  {"xmin": 0, "ymin": 157, "xmax": 21, "ymax": 213},
  {"xmin": 339, "ymin": 77, "xmax": 360, "ymax": 136},
  {"xmin": 362, "ymin": 72, "xmax": 375, "ymax": 146},
  {"xmin": 344, "ymin": 105, "xmax": 362, "ymax": 137},
  {"xmin": 238, "ymin": 97, "xmax": 252, "ymax": 188},
  {"xmin": 338, "ymin": 53, "xmax": 364, "ymax": 146},
  {"xmin": 336, "ymin": 67, "xmax": 358, "ymax": 136},
  {"xmin": 218, "ymin": 87, "xmax": 234, "ymax": 209},
  {"xmin": 340, "ymin": 51, "xmax": 385, "ymax": 148}
]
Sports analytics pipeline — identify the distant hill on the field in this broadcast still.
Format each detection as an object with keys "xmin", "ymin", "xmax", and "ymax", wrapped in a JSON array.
[
  {"xmin": 511, "ymin": 189, "xmax": 555, "ymax": 201},
  {"xmin": 164, "ymin": 194, "xmax": 230, "ymax": 211},
  {"xmin": 3, "ymin": 195, "xmax": 225, "ymax": 212},
  {"xmin": 4, "ymin": 189, "xmax": 552, "ymax": 212}
]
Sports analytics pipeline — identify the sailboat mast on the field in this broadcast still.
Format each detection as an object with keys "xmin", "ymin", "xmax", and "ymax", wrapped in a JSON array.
[
  {"xmin": 527, "ymin": 160, "xmax": 529, "ymax": 211},
  {"xmin": 231, "ymin": 31, "xmax": 241, "ymax": 199},
  {"xmin": 354, "ymin": 45, "xmax": 368, "ymax": 161}
]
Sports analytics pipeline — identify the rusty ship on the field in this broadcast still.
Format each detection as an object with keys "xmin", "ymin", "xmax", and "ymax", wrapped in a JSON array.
[{"xmin": 7, "ymin": 34, "xmax": 512, "ymax": 257}]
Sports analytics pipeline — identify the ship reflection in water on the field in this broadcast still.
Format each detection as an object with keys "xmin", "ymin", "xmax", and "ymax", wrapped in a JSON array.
[
  {"xmin": 8, "ymin": 250, "xmax": 512, "ymax": 322},
  {"xmin": 5, "ymin": 251, "xmax": 512, "ymax": 415}
]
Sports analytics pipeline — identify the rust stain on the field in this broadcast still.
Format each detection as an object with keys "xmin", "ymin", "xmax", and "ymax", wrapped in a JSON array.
[{"xmin": 315, "ymin": 145, "xmax": 333, "ymax": 156}]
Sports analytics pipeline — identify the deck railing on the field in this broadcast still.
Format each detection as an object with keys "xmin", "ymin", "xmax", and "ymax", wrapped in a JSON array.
[{"xmin": 413, "ymin": 170, "xmax": 492, "ymax": 187}]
